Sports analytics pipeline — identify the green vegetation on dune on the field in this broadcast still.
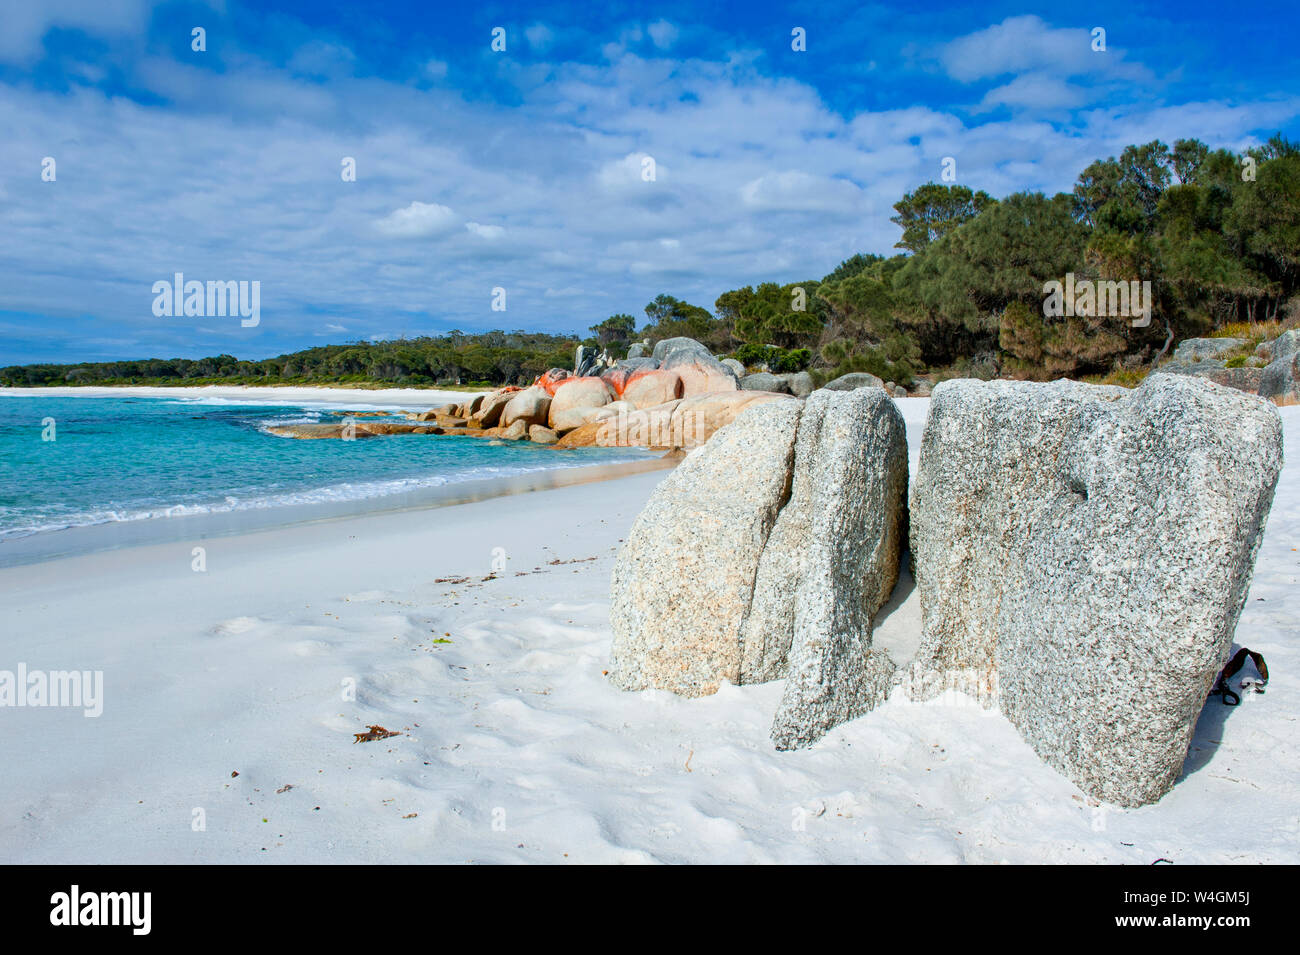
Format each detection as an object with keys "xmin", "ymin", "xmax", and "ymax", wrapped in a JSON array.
[
  {"xmin": 5, "ymin": 135, "xmax": 1298, "ymax": 390},
  {"xmin": 1, "ymin": 332, "xmax": 579, "ymax": 390}
]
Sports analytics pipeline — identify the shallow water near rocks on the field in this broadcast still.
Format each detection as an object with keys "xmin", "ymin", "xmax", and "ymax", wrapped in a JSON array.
[{"xmin": 0, "ymin": 394, "xmax": 658, "ymax": 565}]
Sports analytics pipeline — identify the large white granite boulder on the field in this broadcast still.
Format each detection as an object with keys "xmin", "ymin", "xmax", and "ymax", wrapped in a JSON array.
[
  {"xmin": 608, "ymin": 385, "xmax": 910, "ymax": 732},
  {"xmin": 905, "ymin": 373, "xmax": 1283, "ymax": 806},
  {"xmin": 608, "ymin": 400, "xmax": 802, "ymax": 695}
]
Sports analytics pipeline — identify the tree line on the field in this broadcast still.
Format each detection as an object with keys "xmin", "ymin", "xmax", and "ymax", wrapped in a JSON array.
[{"xmin": 5, "ymin": 134, "xmax": 1297, "ymax": 390}]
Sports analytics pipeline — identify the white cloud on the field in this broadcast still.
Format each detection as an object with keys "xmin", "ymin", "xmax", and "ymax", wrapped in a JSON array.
[
  {"xmin": 0, "ymin": 0, "xmax": 152, "ymax": 64},
  {"xmin": 374, "ymin": 202, "xmax": 458, "ymax": 239},
  {"xmin": 647, "ymin": 20, "xmax": 679, "ymax": 50},
  {"xmin": 525, "ymin": 24, "xmax": 555, "ymax": 51},
  {"xmin": 940, "ymin": 15, "xmax": 1147, "ymax": 84},
  {"xmin": 600, "ymin": 25, "xmax": 645, "ymax": 61},
  {"xmin": 740, "ymin": 171, "xmax": 869, "ymax": 215},
  {"xmin": 975, "ymin": 73, "xmax": 1093, "ymax": 113},
  {"xmin": 597, "ymin": 151, "xmax": 664, "ymax": 190},
  {"xmin": 466, "ymin": 222, "xmax": 505, "ymax": 239}
]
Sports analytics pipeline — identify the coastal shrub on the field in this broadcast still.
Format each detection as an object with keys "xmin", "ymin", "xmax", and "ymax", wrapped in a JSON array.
[
  {"xmin": 820, "ymin": 339, "xmax": 915, "ymax": 386},
  {"xmin": 731, "ymin": 342, "xmax": 779, "ymax": 367},
  {"xmin": 715, "ymin": 282, "xmax": 828, "ymax": 350},
  {"xmin": 998, "ymin": 302, "xmax": 1046, "ymax": 376},
  {"xmin": 771, "ymin": 348, "xmax": 811, "ymax": 373},
  {"xmin": 725, "ymin": 343, "xmax": 810, "ymax": 373}
]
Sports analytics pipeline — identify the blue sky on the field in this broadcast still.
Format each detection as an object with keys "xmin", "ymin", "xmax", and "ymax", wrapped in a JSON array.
[{"xmin": 1, "ymin": 0, "xmax": 1297, "ymax": 364}]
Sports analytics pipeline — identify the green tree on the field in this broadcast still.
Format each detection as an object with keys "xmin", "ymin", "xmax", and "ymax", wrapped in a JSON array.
[
  {"xmin": 641, "ymin": 294, "xmax": 728, "ymax": 349},
  {"xmin": 1073, "ymin": 141, "xmax": 1172, "ymax": 233},
  {"xmin": 715, "ymin": 281, "xmax": 825, "ymax": 349},
  {"xmin": 890, "ymin": 183, "xmax": 995, "ymax": 253},
  {"xmin": 1171, "ymin": 138, "xmax": 1209, "ymax": 185},
  {"xmin": 590, "ymin": 313, "xmax": 636, "ymax": 348}
]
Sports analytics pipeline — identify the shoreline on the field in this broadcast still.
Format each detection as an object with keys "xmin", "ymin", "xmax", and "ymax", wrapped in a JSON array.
[
  {"xmin": 0, "ymin": 385, "xmax": 666, "ymax": 566},
  {"xmin": 0, "ymin": 454, "xmax": 675, "ymax": 569}
]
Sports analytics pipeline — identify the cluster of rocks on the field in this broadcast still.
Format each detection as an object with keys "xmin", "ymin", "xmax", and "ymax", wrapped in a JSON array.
[
  {"xmin": 267, "ymin": 336, "xmax": 813, "ymax": 448},
  {"xmin": 737, "ymin": 369, "xmax": 915, "ymax": 399},
  {"xmin": 609, "ymin": 373, "xmax": 1283, "ymax": 807},
  {"xmin": 1161, "ymin": 329, "xmax": 1300, "ymax": 405},
  {"xmin": 267, "ymin": 336, "xmax": 934, "ymax": 447},
  {"xmin": 476, "ymin": 337, "xmax": 796, "ymax": 449}
]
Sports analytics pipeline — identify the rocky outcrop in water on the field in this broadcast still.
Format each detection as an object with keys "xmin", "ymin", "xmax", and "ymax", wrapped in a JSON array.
[
  {"xmin": 269, "ymin": 338, "xmax": 797, "ymax": 450},
  {"xmin": 267, "ymin": 419, "xmax": 437, "ymax": 439}
]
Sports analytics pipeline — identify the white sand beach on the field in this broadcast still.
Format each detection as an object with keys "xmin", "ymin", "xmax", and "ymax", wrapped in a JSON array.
[{"xmin": 2, "ymin": 397, "xmax": 1297, "ymax": 864}]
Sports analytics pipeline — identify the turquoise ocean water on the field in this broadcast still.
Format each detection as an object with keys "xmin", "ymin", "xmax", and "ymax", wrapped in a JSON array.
[{"xmin": 0, "ymin": 394, "xmax": 651, "ymax": 548}]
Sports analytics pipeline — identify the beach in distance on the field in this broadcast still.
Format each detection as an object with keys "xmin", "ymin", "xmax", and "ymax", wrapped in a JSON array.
[
  {"xmin": 0, "ymin": 384, "xmax": 487, "ymax": 406},
  {"xmin": 2, "ymin": 392, "xmax": 1297, "ymax": 864}
]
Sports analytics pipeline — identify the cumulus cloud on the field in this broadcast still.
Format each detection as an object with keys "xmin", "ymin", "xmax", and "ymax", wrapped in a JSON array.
[
  {"xmin": 940, "ymin": 15, "xmax": 1147, "ymax": 84},
  {"xmin": 374, "ymin": 202, "xmax": 459, "ymax": 239},
  {"xmin": 975, "ymin": 72, "xmax": 1094, "ymax": 113}
]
